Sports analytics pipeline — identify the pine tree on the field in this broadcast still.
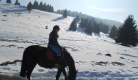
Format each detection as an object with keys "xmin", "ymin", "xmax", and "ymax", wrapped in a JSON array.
[
  {"xmin": 63, "ymin": 9, "xmax": 67, "ymax": 17},
  {"xmin": 43, "ymin": 3, "xmax": 46, "ymax": 11},
  {"xmin": 69, "ymin": 19, "xmax": 77, "ymax": 31},
  {"xmin": 33, "ymin": 0, "xmax": 39, "ymax": 9},
  {"xmin": 85, "ymin": 20, "xmax": 93, "ymax": 34},
  {"xmin": 115, "ymin": 15, "xmax": 138, "ymax": 46},
  {"xmin": 79, "ymin": 18, "xmax": 84, "ymax": 27},
  {"xmin": 109, "ymin": 25, "xmax": 118, "ymax": 38},
  {"xmin": 27, "ymin": 2, "xmax": 32, "ymax": 13},
  {"xmin": 76, "ymin": 15, "xmax": 79, "ymax": 21},
  {"xmin": 102, "ymin": 25, "xmax": 109, "ymax": 33},
  {"xmin": 51, "ymin": 6, "xmax": 54, "ymax": 12},
  {"xmin": 80, "ymin": 18, "xmax": 88, "ymax": 28},
  {"xmin": 46, "ymin": 4, "xmax": 51, "ymax": 12},
  {"xmin": 39, "ymin": 2, "xmax": 43, "ymax": 10},
  {"xmin": 93, "ymin": 22, "xmax": 100, "ymax": 34},
  {"xmin": 14, "ymin": 0, "xmax": 20, "ymax": 5},
  {"xmin": 6, "ymin": 0, "xmax": 11, "ymax": 3}
]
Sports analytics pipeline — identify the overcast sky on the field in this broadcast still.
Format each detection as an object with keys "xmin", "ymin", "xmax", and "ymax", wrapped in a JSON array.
[{"xmin": 1, "ymin": 0, "xmax": 138, "ymax": 25}]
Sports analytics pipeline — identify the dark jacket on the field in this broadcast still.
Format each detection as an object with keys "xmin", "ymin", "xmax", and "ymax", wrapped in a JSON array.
[{"xmin": 48, "ymin": 31, "xmax": 61, "ymax": 49}]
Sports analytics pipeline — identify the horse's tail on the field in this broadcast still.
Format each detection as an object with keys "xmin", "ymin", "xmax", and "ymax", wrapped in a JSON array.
[{"xmin": 20, "ymin": 48, "xmax": 28, "ymax": 78}]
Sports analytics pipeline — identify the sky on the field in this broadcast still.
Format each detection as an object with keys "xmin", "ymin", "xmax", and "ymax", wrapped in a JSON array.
[{"xmin": 1, "ymin": 0, "xmax": 138, "ymax": 25}]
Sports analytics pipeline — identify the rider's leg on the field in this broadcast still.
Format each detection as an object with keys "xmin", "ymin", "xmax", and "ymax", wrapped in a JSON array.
[{"xmin": 49, "ymin": 45, "xmax": 62, "ymax": 68}]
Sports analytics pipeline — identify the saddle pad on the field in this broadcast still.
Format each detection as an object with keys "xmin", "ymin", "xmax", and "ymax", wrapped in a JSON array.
[{"xmin": 47, "ymin": 50, "xmax": 64, "ymax": 61}]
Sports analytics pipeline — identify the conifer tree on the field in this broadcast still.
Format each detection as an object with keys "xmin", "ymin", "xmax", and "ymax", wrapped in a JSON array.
[
  {"xmin": 115, "ymin": 15, "xmax": 138, "ymax": 46},
  {"xmin": 102, "ymin": 25, "xmax": 109, "ymax": 33},
  {"xmin": 76, "ymin": 15, "xmax": 79, "ymax": 21},
  {"xmin": 85, "ymin": 20, "xmax": 93, "ymax": 34},
  {"xmin": 27, "ymin": 2, "xmax": 32, "ymax": 13},
  {"xmin": 93, "ymin": 22, "xmax": 100, "ymax": 34},
  {"xmin": 79, "ymin": 18, "xmax": 84, "ymax": 28},
  {"xmin": 80, "ymin": 18, "xmax": 88, "ymax": 28},
  {"xmin": 69, "ymin": 19, "xmax": 77, "ymax": 31},
  {"xmin": 63, "ymin": 9, "xmax": 67, "ymax": 17},
  {"xmin": 109, "ymin": 25, "xmax": 118, "ymax": 38},
  {"xmin": 14, "ymin": 0, "xmax": 20, "ymax": 5},
  {"xmin": 33, "ymin": 0, "xmax": 39, "ymax": 9},
  {"xmin": 47, "ymin": 4, "xmax": 51, "ymax": 12},
  {"xmin": 39, "ymin": 2, "xmax": 43, "ymax": 10},
  {"xmin": 43, "ymin": 3, "xmax": 46, "ymax": 11},
  {"xmin": 6, "ymin": 0, "xmax": 11, "ymax": 3}
]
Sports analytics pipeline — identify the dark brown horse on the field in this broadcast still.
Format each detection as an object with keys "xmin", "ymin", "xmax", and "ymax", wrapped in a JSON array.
[{"xmin": 20, "ymin": 45, "xmax": 77, "ymax": 80}]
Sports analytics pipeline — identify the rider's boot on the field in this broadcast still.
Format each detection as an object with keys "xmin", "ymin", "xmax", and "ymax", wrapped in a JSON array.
[{"xmin": 54, "ymin": 56, "xmax": 62, "ymax": 68}]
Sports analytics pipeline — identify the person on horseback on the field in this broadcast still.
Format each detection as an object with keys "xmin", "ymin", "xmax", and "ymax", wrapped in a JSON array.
[{"xmin": 48, "ymin": 25, "xmax": 62, "ymax": 68}]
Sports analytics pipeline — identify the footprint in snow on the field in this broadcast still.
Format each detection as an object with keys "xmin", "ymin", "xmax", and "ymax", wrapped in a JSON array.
[
  {"xmin": 38, "ymin": 69, "xmax": 44, "ymax": 72},
  {"xmin": 3, "ymin": 68, "xmax": 11, "ymax": 70}
]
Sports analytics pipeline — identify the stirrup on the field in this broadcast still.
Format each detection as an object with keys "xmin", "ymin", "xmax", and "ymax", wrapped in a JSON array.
[{"xmin": 54, "ymin": 63, "xmax": 62, "ymax": 68}]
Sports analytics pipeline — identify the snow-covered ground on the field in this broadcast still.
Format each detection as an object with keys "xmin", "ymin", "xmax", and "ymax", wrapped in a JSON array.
[{"xmin": 0, "ymin": 2, "xmax": 138, "ymax": 80}]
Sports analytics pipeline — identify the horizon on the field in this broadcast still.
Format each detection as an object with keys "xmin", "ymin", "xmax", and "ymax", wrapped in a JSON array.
[{"xmin": 1, "ymin": 0, "xmax": 138, "ymax": 26}]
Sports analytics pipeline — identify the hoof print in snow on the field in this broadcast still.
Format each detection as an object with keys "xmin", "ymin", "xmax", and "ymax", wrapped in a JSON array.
[
  {"xmin": 3, "ymin": 15, "xmax": 7, "ymax": 17},
  {"xmin": 111, "ymin": 62, "xmax": 125, "ymax": 66},
  {"xmin": 120, "ymin": 57, "xmax": 125, "ymax": 59},
  {"xmin": 131, "ymin": 60, "xmax": 135, "ymax": 62},
  {"xmin": 2, "ymin": 19, "xmax": 7, "ymax": 21},
  {"xmin": 132, "ymin": 67, "xmax": 138, "ymax": 68},
  {"xmin": 97, "ymin": 53, "xmax": 103, "ymax": 55},
  {"xmin": 38, "ymin": 69, "xmax": 44, "ymax": 72},
  {"xmin": 105, "ymin": 54, "xmax": 111, "ymax": 57}
]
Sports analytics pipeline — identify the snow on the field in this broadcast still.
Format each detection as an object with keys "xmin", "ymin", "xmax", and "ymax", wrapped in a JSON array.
[{"xmin": 0, "ymin": 2, "xmax": 138, "ymax": 80}]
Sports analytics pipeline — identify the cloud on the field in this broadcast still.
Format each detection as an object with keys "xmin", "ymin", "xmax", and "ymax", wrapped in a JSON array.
[{"xmin": 86, "ymin": 6, "xmax": 126, "ymax": 12}]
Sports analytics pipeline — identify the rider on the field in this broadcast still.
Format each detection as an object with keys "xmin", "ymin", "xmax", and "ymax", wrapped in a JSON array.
[{"xmin": 48, "ymin": 25, "xmax": 62, "ymax": 68}]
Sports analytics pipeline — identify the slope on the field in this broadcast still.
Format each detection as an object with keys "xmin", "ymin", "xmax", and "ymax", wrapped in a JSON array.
[{"xmin": 0, "ymin": 2, "xmax": 138, "ymax": 80}]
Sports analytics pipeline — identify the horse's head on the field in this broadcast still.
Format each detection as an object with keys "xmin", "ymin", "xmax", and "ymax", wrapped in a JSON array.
[{"xmin": 68, "ymin": 70, "xmax": 78, "ymax": 80}]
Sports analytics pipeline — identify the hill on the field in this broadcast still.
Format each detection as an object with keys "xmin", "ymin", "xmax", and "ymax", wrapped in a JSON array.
[
  {"xmin": 0, "ymin": 2, "xmax": 138, "ymax": 80},
  {"xmin": 56, "ymin": 9, "xmax": 122, "ymax": 29}
]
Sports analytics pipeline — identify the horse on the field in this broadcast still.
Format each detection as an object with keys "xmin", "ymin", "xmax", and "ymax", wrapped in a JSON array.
[{"xmin": 20, "ymin": 45, "xmax": 78, "ymax": 80}]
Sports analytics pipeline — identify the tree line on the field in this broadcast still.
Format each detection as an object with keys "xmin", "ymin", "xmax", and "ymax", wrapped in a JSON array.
[
  {"xmin": 68, "ymin": 14, "xmax": 138, "ymax": 47},
  {"xmin": 27, "ymin": 0, "xmax": 54, "ymax": 13},
  {"xmin": 57, "ymin": 9, "xmax": 110, "ymax": 34}
]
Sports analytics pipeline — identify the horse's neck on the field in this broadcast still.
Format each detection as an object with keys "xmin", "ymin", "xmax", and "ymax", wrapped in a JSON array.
[{"xmin": 65, "ymin": 52, "xmax": 76, "ymax": 73}]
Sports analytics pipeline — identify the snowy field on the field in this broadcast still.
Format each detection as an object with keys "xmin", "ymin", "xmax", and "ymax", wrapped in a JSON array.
[{"xmin": 0, "ymin": 2, "xmax": 138, "ymax": 80}]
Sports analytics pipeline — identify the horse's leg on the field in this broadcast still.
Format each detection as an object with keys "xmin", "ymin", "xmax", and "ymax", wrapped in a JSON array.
[
  {"xmin": 56, "ymin": 68, "xmax": 62, "ymax": 80},
  {"xmin": 62, "ymin": 68, "xmax": 68, "ymax": 80},
  {"xmin": 20, "ymin": 56, "xmax": 27, "ymax": 77},
  {"xmin": 26, "ymin": 62, "xmax": 37, "ymax": 80}
]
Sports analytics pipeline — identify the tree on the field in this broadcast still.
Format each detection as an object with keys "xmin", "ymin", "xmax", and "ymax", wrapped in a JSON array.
[
  {"xmin": 79, "ymin": 18, "xmax": 84, "ymax": 27},
  {"xmin": 79, "ymin": 18, "xmax": 89, "ymax": 28},
  {"xmin": 39, "ymin": 2, "xmax": 43, "ymax": 10},
  {"xmin": 63, "ymin": 9, "xmax": 67, "ymax": 17},
  {"xmin": 76, "ymin": 15, "xmax": 79, "ymax": 21},
  {"xmin": 85, "ymin": 20, "xmax": 93, "ymax": 34},
  {"xmin": 69, "ymin": 19, "xmax": 77, "ymax": 31},
  {"xmin": 93, "ymin": 22, "xmax": 100, "ymax": 34},
  {"xmin": 102, "ymin": 25, "xmax": 109, "ymax": 33},
  {"xmin": 109, "ymin": 25, "xmax": 118, "ymax": 38},
  {"xmin": 6, "ymin": 0, "xmax": 11, "ymax": 3},
  {"xmin": 115, "ymin": 15, "xmax": 138, "ymax": 46},
  {"xmin": 33, "ymin": 0, "xmax": 39, "ymax": 9},
  {"xmin": 27, "ymin": 2, "xmax": 32, "ymax": 13},
  {"xmin": 14, "ymin": 0, "xmax": 20, "ymax": 5},
  {"xmin": 43, "ymin": 3, "xmax": 46, "ymax": 11}
]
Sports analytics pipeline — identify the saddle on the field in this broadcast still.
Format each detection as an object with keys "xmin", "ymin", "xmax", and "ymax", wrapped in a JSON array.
[{"xmin": 47, "ymin": 46, "xmax": 64, "ymax": 61}]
